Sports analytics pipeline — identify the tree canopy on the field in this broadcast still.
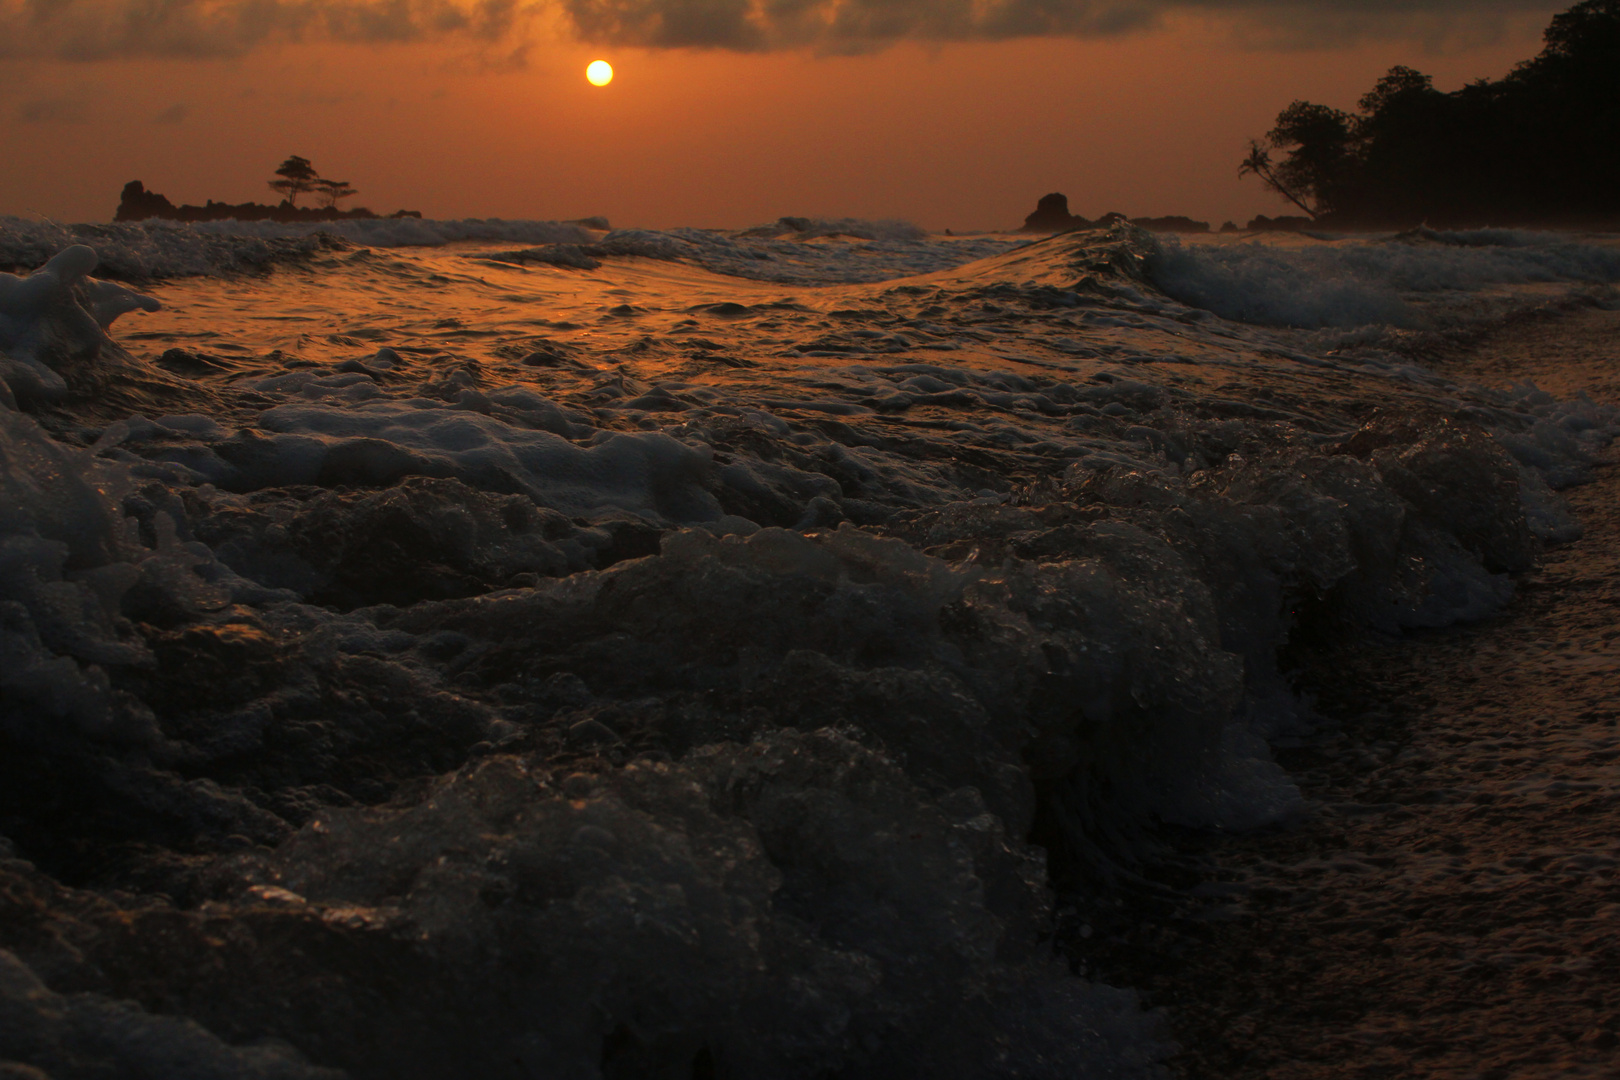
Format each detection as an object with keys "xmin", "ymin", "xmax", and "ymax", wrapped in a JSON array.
[
  {"xmin": 269, "ymin": 156, "xmax": 359, "ymax": 210},
  {"xmin": 314, "ymin": 178, "xmax": 359, "ymax": 209},
  {"xmin": 1241, "ymin": 0, "xmax": 1620, "ymax": 227}
]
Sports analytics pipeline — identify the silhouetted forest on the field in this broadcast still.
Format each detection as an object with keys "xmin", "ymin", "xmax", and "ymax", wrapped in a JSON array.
[{"xmin": 1242, "ymin": 0, "xmax": 1620, "ymax": 228}]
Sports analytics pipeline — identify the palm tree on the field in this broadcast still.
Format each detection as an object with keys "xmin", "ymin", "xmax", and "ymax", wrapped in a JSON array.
[{"xmin": 1238, "ymin": 143, "xmax": 1318, "ymax": 219}]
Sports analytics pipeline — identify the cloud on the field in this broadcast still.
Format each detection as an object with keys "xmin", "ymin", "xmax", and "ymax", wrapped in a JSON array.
[
  {"xmin": 0, "ymin": 0, "xmax": 1560, "ymax": 61},
  {"xmin": 153, "ymin": 101, "xmax": 189, "ymax": 122}
]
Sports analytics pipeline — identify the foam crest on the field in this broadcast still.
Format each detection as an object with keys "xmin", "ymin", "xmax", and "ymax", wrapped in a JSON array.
[{"xmin": 0, "ymin": 243, "xmax": 160, "ymax": 402}]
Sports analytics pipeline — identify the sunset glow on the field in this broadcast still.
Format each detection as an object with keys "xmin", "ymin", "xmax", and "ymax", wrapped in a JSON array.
[{"xmin": 0, "ymin": 12, "xmax": 1557, "ymax": 227}]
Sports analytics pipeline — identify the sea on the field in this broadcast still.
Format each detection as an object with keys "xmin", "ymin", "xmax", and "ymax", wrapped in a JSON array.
[{"xmin": 1, "ymin": 214, "xmax": 1618, "ymax": 1079}]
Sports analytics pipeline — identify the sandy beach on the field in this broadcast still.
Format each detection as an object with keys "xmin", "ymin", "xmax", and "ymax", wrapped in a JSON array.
[{"xmin": 1082, "ymin": 304, "xmax": 1620, "ymax": 1079}]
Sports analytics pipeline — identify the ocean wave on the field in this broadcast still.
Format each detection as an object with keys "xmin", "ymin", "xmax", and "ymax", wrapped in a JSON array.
[
  {"xmin": 594, "ymin": 225, "xmax": 1020, "ymax": 283},
  {"xmin": 739, "ymin": 216, "xmax": 930, "ymax": 241},
  {"xmin": 171, "ymin": 215, "xmax": 600, "ymax": 247},
  {"xmin": 4, "ymin": 228, "xmax": 1620, "ymax": 1079},
  {"xmin": 469, "ymin": 225, "xmax": 1023, "ymax": 284},
  {"xmin": 0, "ymin": 216, "xmax": 346, "ymax": 279},
  {"xmin": 1146, "ymin": 232, "xmax": 1620, "ymax": 328},
  {"xmin": 0, "ymin": 216, "xmax": 596, "ymax": 279},
  {"xmin": 2, "ymin": 214, "xmax": 1021, "ymax": 285}
]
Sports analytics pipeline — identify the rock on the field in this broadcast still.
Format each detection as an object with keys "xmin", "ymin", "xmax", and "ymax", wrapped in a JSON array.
[
  {"xmin": 113, "ymin": 180, "xmax": 177, "ymax": 222},
  {"xmin": 1020, "ymin": 193, "xmax": 1091, "ymax": 233},
  {"xmin": 1245, "ymin": 213, "xmax": 1314, "ymax": 232}
]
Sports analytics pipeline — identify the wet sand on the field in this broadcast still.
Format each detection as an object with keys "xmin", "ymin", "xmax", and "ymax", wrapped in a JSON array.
[{"xmin": 1084, "ymin": 304, "xmax": 1620, "ymax": 1079}]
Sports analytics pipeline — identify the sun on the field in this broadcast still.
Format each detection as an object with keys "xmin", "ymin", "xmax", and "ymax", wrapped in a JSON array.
[{"xmin": 586, "ymin": 60, "xmax": 614, "ymax": 87}]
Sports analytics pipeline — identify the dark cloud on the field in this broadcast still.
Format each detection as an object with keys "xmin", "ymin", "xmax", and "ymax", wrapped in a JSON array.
[
  {"xmin": 153, "ymin": 101, "xmax": 188, "ymax": 122},
  {"xmin": 0, "ymin": 0, "xmax": 1558, "ymax": 61},
  {"xmin": 0, "ymin": 0, "xmax": 527, "ymax": 61},
  {"xmin": 557, "ymin": 0, "xmax": 1554, "ymax": 51},
  {"xmin": 567, "ymin": 0, "xmax": 1169, "ymax": 51}
]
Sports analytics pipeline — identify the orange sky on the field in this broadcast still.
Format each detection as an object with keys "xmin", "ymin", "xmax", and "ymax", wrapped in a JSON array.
[{"xmin": 0, "ymin": 10, "xmax": 1558, "ymax": 229}]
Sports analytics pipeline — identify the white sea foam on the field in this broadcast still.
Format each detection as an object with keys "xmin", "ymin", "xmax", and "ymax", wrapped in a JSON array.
[{"xmin": 234, "ymin": 396, "xmax": 721, "ymax": 522}]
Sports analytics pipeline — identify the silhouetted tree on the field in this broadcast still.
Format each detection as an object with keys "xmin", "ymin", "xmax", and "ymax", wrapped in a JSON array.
[
  {"xmin": 1499, "ymin": 0, "xmax": 1620, "ymax": 220},
  {"xmin": 269, "ymin": 155, "xmax": 319, "ymax": 207},
  {"xmin": 315, "ymin": 178, "xmax": 360, "ymax": 209},
  {"xmin": 1240, "ymin": 0, "xmax": 1620, "ymax": 227},
  {"xmin": 1239, "ymin": 100, "xmax": 1354, "ymax": 221},
  {"xmin": 1539, "ymin": 0, "xmax": 1620, "ymax": 62}
]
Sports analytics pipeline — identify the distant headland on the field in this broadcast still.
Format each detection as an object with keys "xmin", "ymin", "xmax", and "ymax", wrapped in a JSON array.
[
  {"xmin": 1021, "ymin": 3, "xmax": 1619, "ymax": 236},
  {"xmin": 115, "ymin": 155, "xmax": 421, "ymax": 224}
]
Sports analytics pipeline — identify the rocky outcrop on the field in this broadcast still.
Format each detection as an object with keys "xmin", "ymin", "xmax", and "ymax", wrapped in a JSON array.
[{"xmin": 1020, "ymin": 192, "xmax": 1091, "ymax": 233}]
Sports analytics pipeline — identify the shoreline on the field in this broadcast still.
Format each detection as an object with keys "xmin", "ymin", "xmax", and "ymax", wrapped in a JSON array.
[{"xmin": 1075, "ymin": 303, "xmax": 1620, "ymax": 1079}]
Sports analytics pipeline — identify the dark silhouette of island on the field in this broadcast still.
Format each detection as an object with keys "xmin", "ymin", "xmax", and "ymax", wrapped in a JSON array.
[
  {"xmin": 1241, "ymin": 0, "xmax": 1620, "ymax": 229},
  {"xmin": 1128, "ymin": 215, "xmax": 1212, "ymax": 233},
  {"xmin": 1022, "ymin": 193, "xmax": 1090, "ymax": 232},
  {"xmin": 1018, "ymin": 194, "xmax": 1220, "ymax": 235},
  {"xmin": 116, "ymin": 156, "xmax": 422, "ymax": 223}
]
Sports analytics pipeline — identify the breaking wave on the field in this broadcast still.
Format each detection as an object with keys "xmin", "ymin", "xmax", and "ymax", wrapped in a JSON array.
[
  {"xmin": 0, "ymin": 214, "xmax": 1019, "ymax": 285},
  {"xmin": 1146, "ymin": 230, "xmax": 1620, "ymax": 328}
]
